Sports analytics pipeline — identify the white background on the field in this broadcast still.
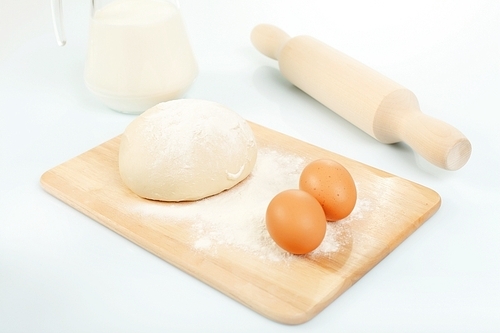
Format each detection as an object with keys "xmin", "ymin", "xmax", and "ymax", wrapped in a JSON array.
[{"xmin": 1, "ymin": 0, "xmax": 499, "ymax": 332}]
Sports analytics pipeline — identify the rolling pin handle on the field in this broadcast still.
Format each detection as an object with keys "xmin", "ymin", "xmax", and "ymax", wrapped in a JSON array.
[
  {"xmin": 251, "ymin": 24, "xmax": 290, "ymax": 60},
  {"xmin": 399, "ymin": 112, "xmax": 472, "ymax": 171}
]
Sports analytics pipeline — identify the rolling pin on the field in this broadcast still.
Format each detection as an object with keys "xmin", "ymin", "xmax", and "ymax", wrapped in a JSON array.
[{"xmin": 250, "ymin": 24, "xmax": 471, "ymax": 171}]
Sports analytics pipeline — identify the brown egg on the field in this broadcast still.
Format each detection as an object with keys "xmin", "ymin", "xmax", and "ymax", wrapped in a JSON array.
[
  {"xmin": 299, "ymin": 159, "xmax": 357, "ymax": 221},
  {"xmin": 266, "ymin": 189, "xmax": 326, "ymax": 254}
]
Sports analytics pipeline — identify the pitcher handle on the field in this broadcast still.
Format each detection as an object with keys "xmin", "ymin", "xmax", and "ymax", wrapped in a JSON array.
[{"xmin": 51, "ymin": 0, "xmax": 66, "ymax": 46}]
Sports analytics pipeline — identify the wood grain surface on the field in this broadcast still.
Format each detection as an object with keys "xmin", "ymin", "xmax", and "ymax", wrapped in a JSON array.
[{"xmin": 40, "ymin": 121, "xmax": 441, "ymax": 324}]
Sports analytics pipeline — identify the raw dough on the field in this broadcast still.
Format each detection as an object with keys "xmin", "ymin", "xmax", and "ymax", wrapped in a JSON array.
[{"xmin": 118, "ymin": 99, "xmax": 258, "ymax": 201}]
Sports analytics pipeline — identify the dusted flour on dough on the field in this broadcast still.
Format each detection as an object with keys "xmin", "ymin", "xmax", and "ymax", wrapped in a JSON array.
[{"xmin": 119, "ymin": 99, "xmax": 257, "ymax": 201}]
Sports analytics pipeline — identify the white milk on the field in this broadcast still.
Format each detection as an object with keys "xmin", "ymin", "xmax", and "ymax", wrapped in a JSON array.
[{"xmin": 84, "ymin": 0, "xmax": 198, "ymax": 113}]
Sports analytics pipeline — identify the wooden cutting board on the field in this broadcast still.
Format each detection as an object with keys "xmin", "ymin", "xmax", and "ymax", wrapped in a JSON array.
[{"xmin": 40, "ymin": 122, "xmax": 441, "ymax": 324}]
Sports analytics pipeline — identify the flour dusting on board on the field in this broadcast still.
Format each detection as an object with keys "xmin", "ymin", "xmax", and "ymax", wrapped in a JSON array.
[
  {"xmin": 129, "ymin": 147, "xmax": 372, "ymax": 262},
  {"xmin": 190, "ymin": 148, "xmax": 302, "ymax": 258}
]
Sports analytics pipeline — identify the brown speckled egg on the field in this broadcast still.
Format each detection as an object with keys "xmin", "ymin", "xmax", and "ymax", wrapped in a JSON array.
[{"xmin": 299, "ymin": 159, "xmax": 357, "ymax": 221}]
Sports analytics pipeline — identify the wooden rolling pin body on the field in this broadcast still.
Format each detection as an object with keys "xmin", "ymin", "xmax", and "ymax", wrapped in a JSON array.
[{"xmin": 251, "ymin": 24, "xmax": 471, "ymax": 170}]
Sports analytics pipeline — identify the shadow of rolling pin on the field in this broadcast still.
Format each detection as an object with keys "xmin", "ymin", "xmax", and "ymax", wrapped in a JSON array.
[{"xmin": 251, "ymin": 24, "xmax": 471, "ymax": 171}]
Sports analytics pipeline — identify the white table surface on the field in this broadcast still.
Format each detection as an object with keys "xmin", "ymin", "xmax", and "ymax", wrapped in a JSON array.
[{"xmin": 1, "ymin": 0, "xmax": 499, "ymax": 332}]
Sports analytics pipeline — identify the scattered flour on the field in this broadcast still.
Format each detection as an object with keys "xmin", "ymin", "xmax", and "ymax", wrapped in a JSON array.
[{"xmin": 129, "ymin": 147, "xmax": 372, "ymax": 262}]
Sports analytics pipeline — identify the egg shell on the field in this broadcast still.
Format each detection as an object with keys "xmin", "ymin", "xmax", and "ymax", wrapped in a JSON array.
[
  {"xmin": 299, "ymin": 159, "xmax": 357, "ymax": 221},
  {"xmin": 265, "ymin": 189, "xmax": 326, "ymax": 255}
]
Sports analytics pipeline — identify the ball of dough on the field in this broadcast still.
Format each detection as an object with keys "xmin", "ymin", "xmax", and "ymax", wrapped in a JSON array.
[{"xmin": 119, "ymin": 99, "xmax": 258, "ymax": 201}]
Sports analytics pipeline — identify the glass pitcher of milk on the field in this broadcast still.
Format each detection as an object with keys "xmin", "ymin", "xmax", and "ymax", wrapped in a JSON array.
[{"xmin": 51, "ymin": 0, "xmax": 198, "ymax": 114}]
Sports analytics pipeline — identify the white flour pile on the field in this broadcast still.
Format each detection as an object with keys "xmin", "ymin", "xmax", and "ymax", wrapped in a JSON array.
[{"xmin": 131, "ymin": 147, "xmax": 372, "ymax": 262}]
